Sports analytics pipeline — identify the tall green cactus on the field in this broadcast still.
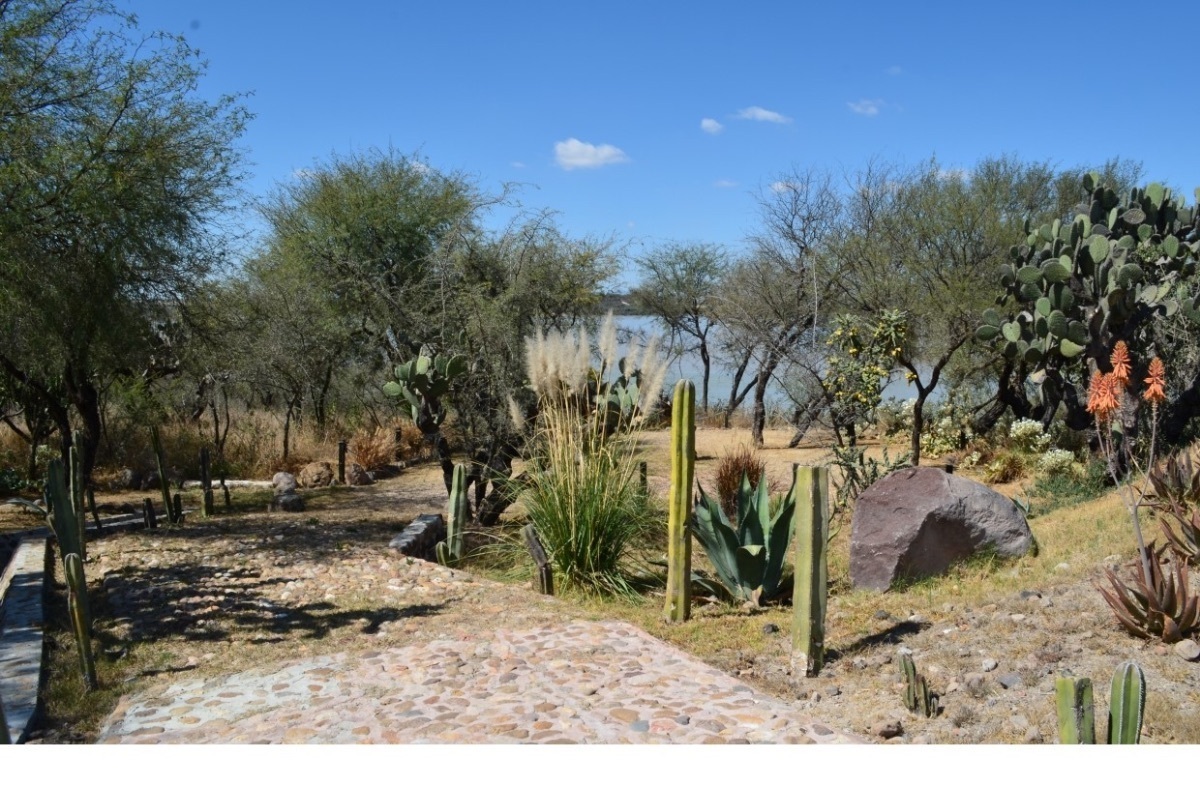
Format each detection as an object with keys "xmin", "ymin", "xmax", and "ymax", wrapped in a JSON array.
[
  {"xmin": 436, "ymin": 462, "xmax": 468, "ymax": 568},
  {"xmin": 1107, "ymin": 661, "xmax": 1146, "ymax": 744},
  {"xmin": 63, "ymin": 552, "xmax": 98, "ymax": 690},
  {"xmin": 791, "ymin": 465, "xmax": 829, "ymax": 677},
  {"xmin": 1056, "ymin": 676, "xmax": 1096, "ymax": 743},
  {"xmin": 149, "ymin": 425, "xmax": 175, "ymax": 523},
  {"xmin": 664, "ymin": 379, "xmax": 695, "ymax": 622}
]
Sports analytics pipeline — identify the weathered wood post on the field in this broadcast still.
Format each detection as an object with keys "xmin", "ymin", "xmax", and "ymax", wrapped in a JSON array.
[
  {"xmin": 664, "ymin": 380, "xmax": 695, "ymax": 623},
  {"xmin": 149, "ymin": 426, "xmax": 174, "ymax": 524},
  {"xmin": 791, "ymin": 464, "xmax": 829, "ymax": 677},
  {"xmin": 86, "ymin": 486, "xmax": 102, "ymax": 534},
  {"xmin": 199, "ymin": 447, "xmax": 214, "ymax": 517},
  {"xmin": 522, "ymin": 524, "xmax": 554, "ymax": 595},
  {"xmin": 172, "ymin": 493, "xmax": 183, "ymax": 524},
  {"xmin": 638, "ymin": 460, "xmax": 648, "ymax": 495},
  {"xmin": 142, "ymin": 498, "xmax": 157, "ymax": 529},
  {"xmin": 337, "ymin": 439, "xmax": 348, "ymax": 484}
]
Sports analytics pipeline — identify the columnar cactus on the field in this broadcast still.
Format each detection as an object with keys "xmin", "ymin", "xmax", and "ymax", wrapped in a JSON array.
[
  {"xmin": 1056, "ymin": 676, "xmax": 1096, "ymax": 744},
  {"xmin": 63, "ymin": 552, "xmax": 97, "ymax": 690},
  {"xmin": 149, "ymin": 425, "xmax": 175, "ymax": 523},
  {"xmin": 69, "ymin": 431, "xmax": 87, "ymax": 560},
  {"xmin": 1107, "ymin": 661, "xmax": 1146, "ymax": 744},
  {"xmin": 436, "ymin": 462, "xmax": 468, "ymax": 568},
  {"xmin": 899, "ymin": 653, "xmax": 937, "ymax": 717},
  {"xmin": 664, "ymin": 380, "xmax": 696, "ymax": 622},
  {"xmin": 791, "ymin": 465, "xmax": 829, "ymax": 677}
]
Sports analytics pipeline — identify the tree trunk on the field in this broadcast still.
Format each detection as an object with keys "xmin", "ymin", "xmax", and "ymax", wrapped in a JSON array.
[{"xmin": 699, "ymin": 341, "xmax": 711, "ymax": 414}]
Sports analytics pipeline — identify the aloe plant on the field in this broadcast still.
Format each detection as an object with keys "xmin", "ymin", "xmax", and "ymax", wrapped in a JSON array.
[{"xmin": 692, "ymin": 465, "xmax": 796, "ymax": 606}]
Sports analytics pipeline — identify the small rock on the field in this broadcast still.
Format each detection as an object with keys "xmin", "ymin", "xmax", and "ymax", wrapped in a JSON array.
[
  {"xmin": 827, "ymin": 686, "xmax": 841, "ymax": 697},
  {"xmin": 964, "ymin": 673, "xmax": 986, "ymax": 691},
  {"xmin": 908, "ymin": 613, "xmax": 927, "ymax": 624},
  {"xmin": 1175, "ymin": 639, "xmax": 1200, "ymax": 661},
  {"xmin": 273, "ymin": 492, "xmax": 305, "ymax": 512},
  {"xmin": 1024, "ymin": 727, "xmax": 1043, "ymax": 743},
  {"xmin": 1040, "ymin": 597, "xmax": 1054, "ymax": 608},
  {"xmin": 271, "ymin": 472, "xmax": 297, "ymax": 494},
  {"xmin": 1019, "ymin": 589, "xmax": 1041, "ymax": 600},
  {"xmin": 1009, "ymin": 614, "xmax": 1026, "ymax": 622},
  {"xmin": 874, "ymin": 720, "xmax": 904, "ymax": 740},
  {"xmin": 997, "ymin": 673, "xmax": 1023, "ymax": 690},
  {"xmin": 1055, "ymin": 562, "xmax": 1070, "ymax": 571},
  {"xmin": 1010, "ymin": 714, "xmax": 1029, "ymax": 730},
  {"xmin": 945, "ymin": 680, "xmax": 961, "ymax": 693},
  {"xmin": 874, "ymin": 609, "xmax": 891, "ymax": 620},
  {"xmin": 982, "ymin": 658, "xmax": 999, "ymax": 672},
  {"xmin": 762, "ymin": 623, "xmax": 780, "ymax": 635}
]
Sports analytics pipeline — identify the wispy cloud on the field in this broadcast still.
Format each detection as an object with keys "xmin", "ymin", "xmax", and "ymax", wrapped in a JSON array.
[
  {"xmin": 700, "ymin": 117, "xmax": 723, "ymax": 135},
  {"xmin": 847, "ymin": 99, "xmax": 884, "ymax": 116},
  {"xmin": 554, "ymin": 138, "xmax": 630, "ymax": 170},
  {"xmin": 770, "ymin": 180, "xmax": 800, "ymax": 194},
  {"xmin": 713, "ymin": 179, "xmax": 737, "ymax": 188},
  {"xmin": 886, "ymin": 65, "xmax": 902, "ymax": 76},
  {"xmin": 510, "ymin": 161, "xmax": 526, "ymax": 169},
  {"xmin": 735, "ymin": 106, "xmax": 791, "ymax": 124}
]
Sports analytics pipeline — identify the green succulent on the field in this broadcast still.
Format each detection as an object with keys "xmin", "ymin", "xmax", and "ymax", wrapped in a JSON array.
[{"xmin": 692, "ymin": 466, "xmax": 796, "ymax": 605}]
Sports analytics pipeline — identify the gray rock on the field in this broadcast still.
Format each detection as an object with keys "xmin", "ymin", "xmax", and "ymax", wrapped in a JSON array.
[
  {"xmin": 1175, "ymin": 639, "xmax": 1200, "ymax": 662},
  {"xmin": 346, "ymin": 463, "xmax": 373, "ymax": 486},
  {"xmin": 849, "ymin": 467, "xmax": 1036, "ymax": 591},
  {"xmin": 982, "ymin": 658, "xmax": 999, "ymax": 672},
  {"xmin": 273, "ymin": 492, "xmax": 305, "ymax": 512},
  {"xmin": 762, "ymin": 623, "xmax": 780, "ymax": 635},
  {"xmin": 297, "ymin": 461, "xmax": 335, "ymax": 488},
  {"xmin": 997, "ymin": 672, "xmax": 1023, "ymax": 690},
  {"xmin": 388, "ymin": 514, "xmax": 446, "ymax": 560},
  {"xmin": 272, "ymin": 472, "xmax": 298, "ymax": 494},
  {"xmin": 874, "ymin": 720, "xmax": 904, "ymax": 740}
]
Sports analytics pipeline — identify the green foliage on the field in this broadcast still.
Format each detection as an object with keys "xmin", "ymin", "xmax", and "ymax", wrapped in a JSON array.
[
  {"xmin": 383, "ymin": 351, "xmax": 468, "ymax": 432},
  {"xmin": 829, "ymin": 445, "xmax": 911, "ymax": 518},
  {"xmin": 1026, "ymin": 458, "xmax": 1109, "ymax": 514},
  {"xmin": 1098, "ymin": 543, "xmax": 1200, "ymax": 642},
  {"xmin": 691, "ymin": 467, "xmax": 796, "ymax": 605},
  {"xmin": 980, "ymin": 175, "xmax": 1200, "ymax": 429},
  {"xmin": 825, "ymin": 310, "xmax": 908, "ymax": 432}
]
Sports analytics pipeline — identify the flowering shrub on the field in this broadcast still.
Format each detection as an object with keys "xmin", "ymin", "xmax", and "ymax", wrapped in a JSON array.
[
  {"xmin": 1008, "ymin": 419, "xmax": 1052, "ymax": 454},
  {"xmin": 1036, "ymin": 448, "xmax": 1078, "ymax": 477}
]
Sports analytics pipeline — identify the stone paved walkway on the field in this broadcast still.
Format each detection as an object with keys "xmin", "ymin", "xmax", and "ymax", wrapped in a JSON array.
[{"xmin": 97, "ymin": 620, "xmax": 862, "ymax": 744}]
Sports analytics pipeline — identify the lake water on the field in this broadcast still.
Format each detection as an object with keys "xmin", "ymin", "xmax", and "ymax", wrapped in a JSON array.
[{"xmin": 612, "ymin": 315, "xmax": 921, "ymax": 413}]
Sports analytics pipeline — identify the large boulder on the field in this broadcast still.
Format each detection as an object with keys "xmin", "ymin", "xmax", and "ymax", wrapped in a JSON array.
[
  {"xmin": 271, "ymin": 472, "xmax": 298, "ymax": 493},
  {"xmin": 297, "ymin": 461, "xmax": 335, "ymax": 488},
  {"xmin": 850, "ymin": 467, "xmax": 1035, "ymax": 591}
]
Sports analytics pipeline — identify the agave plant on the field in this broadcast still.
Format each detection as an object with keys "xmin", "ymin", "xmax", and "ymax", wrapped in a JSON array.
[
  {"xmin": 1159, "ymin": 505, "xmax": 1200, "ymax": 565},
  {"xmin": 692, "ymin": 467, "xmax": 795, "ymax": 606},
  {"xmin": 1097, "ymin": 543, "xmax": 1200, "ymax": 643}
]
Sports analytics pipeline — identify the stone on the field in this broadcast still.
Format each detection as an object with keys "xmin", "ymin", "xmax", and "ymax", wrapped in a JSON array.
[
  {"xmin": 389, "ymin": 514, "xmax": 446, "ymax": 560},
  {"xmin": 1174, "ymin": 639, "xmax": 1200, "ymax": 662},
  {"xmin": 982, "ymin": 658, "xmax": 998, "ymax": 672},
  {"xmin": 273, "ymin": 492, "xmax": 305, "ymax": 512},
  {"xmin": 762, "ymin": 623, "xmax": 780, "ymax": 635},
  {"xmin": 297, "ymin": 461, "xmax": 335, "ymax": 488},
  {"xmin": 272, "ymin": 472, "xmax": 298, "ymax": 493},
  {"xmin": 849, "ymin": 467, "xmax": 1035, "ymax": 591},
  {"xmin": 997, "ymin": 672, "xmax": 1023, "ymax": 690},
  {"xmin": 874, "ymin": 720, "xmax": 904, "ymax": 740},
  {"xmin": 346, "ymin": 463, "xmax": 373, "ymax": 486},
  {"xmin": 1024, "ymin": 727, "xmax": 1043, "ymax": 743},
  {"xmin": 114, "ymin": 468, "xmax": 143, "ymax": 490}
]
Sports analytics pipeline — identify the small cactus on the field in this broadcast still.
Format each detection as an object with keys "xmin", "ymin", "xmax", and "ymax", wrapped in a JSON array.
[
  {"xmin": 1107, "ymin": 661, "xmax": 1145, "ymax": 744},
  {"xmin": 899, "ymin": 653, "xmax": 937, "ymax": 717},
  {"xmin": 62, "ymin": 553, "xmax": 97, "ymax": 690},
  {"xmin": 791, "ymin": 465, "xmax": 828, "ymax": 677},
  {"xmin": 436, "ymin": 463, "xmax": 468, "ymax": 568},
  {"xmin": 1056, "ymin": 676, "xmax": 1096, "ymax": 744}
]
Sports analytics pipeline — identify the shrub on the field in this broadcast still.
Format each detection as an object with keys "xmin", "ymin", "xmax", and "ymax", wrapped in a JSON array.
[
  {"xmin": 714, "ymin": 446, "xmax": 767, "ymax": 520},
  {"xmin": 350, "ymin": 427, "xmax": 398, "ymax": 472},
  {"xmin": 983, "ymin": 449, "xmax": 1026, "ymax": 484},
  {"xmin": 1036, "ymin": 448, "xmax": 1078, "ymax": 477},
  {"xmin": 1008, "ymin": 418, "xmax": 1052, "ymax": 453}
]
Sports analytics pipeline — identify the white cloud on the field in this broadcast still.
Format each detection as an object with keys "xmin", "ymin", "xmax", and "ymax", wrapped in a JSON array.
[
  {"xmin": 554, "ymin": 138, "xmax": 630, "ymax": 170},
  {"xmin": 886, "ymin": 65, "xmax": 902, "ymax": 76},
  {"xmin": 735, "ymin": 106, "xmax": 791, "ymax": 124},
  {"xmin": 770, "ymin": 180, "xmax": 799, "ymax": 194},
  {"xmin": 510, "ymin": 161, "xmax": 526, "ymax": 169},
  {"xmin": 713, "ymin": 179, "xmax": 737, "ymax": 188},
  {"xmin": 847, "ymin": 99, "xmax": 884, "ymax": 116},
  {"xmin": 700, "ymin": 117, "xmax": 723, "ymax": 135}
]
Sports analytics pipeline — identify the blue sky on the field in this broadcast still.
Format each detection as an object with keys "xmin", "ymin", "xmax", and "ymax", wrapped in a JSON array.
[{"xmin": 121, "ymin": 0, "xmax": 1199, "ymax": 287}]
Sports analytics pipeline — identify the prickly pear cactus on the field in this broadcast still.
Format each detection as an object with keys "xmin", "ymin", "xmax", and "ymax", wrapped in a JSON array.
[{"xmin": 977, "ymin": 175, "xmax": 1200, "ymax": 424}]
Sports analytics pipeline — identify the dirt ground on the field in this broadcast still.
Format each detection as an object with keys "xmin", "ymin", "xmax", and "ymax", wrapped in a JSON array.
[{"xmin": 15, "ymin": 427, "xmax": 1200, "ymax": 744}]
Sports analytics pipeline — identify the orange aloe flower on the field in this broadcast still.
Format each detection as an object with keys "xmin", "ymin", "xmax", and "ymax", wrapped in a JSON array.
[
  {"xmin": 1110, "ymin": 341, "xmax": 1131, "ymax": 386},
  {"xmin": 1143, "ymin": 357, "xmax": 1166, "ymax": 405},
  {"xmin": 1087, "ymin": 370, "xmax": 1120, "ymax": 422}
]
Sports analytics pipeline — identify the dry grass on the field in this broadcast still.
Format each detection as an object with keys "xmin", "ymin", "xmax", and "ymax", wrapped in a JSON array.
[
  {"xmin": 349, "ymin": 427, "xmax": 399, "ymax": 472},
  {"xmin": 714, "ymin": 445, "xmax": 768, "ymax": 518}
]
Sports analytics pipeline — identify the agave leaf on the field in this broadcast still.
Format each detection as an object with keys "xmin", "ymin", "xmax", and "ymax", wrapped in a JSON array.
[
  {"xmin": 734, "ymin": 545, "xmax": 767, "ymax": 601},
  {"xmin": 4, "ymin": 497, "xmax": 46, "ymax": 517},
  {"xmin": 693, "ymin": 486, "xmax": 743, "ymax": 597},
  {"xmin": 736, "ymin": 472, "xmax": 755, "ymax": 532},
  {"xmin": 762, "ymin": 467, "xmax": 797, "ymax": 597}
]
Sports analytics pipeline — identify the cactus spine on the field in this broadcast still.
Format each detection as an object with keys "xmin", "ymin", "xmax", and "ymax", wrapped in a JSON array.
[
  {"xmin": 1056, "ymin": 676, "xmax": 1096, "ymax": 743},
  {"xmin": 1107, "ymin": 661, "xmax": 1146, "ymax": 744},
  {"xmin": 664, "ymin": 379, "xmax": 695, "ymax": 622},
  {"xmin": 436, "ymin": 462, "xmax": 467, "ymax": 568},
  {"xmin": 791, "ymin": 465, "xmax": 829, "ymax": 676}
]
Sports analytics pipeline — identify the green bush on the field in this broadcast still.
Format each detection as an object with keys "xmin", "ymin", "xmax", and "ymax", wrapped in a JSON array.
[{"xmin": 1028, "ymin": 458, "xmax": 1110, "ymax": 514}]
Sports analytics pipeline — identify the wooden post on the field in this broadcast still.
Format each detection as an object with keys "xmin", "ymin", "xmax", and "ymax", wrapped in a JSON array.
[
  {"xmin": 522, "ymin": 524, "xmax": 554, "ymax": 595},
  {"xmin": 69, "ymin": 431, "xmax": 87, "ymax": 560},
  {"xmin": 86, "ymin": 486, "xmax": 102, "ymax": 534},
  {"xmin": 222, "ymin": 478, "xmax": 231, "ymax": 509},
  {"xmin": 172, "ymin": 493, "xmax": 183, "ymax": 524},
  {"xmin": 200, "ymin": 448, "xmax": 214, "ymax": 517},
  {"xmin": 142, "ymin": 498, "xmax": 157, "ymax": 529},
  {"xmin": 338, "ymin": 439, "xmax": 348, "ymax": 484},
  {"xmin": 150, "ymin": 426, "xmax": 173, "ymax": 524},
  {"xmin": 791, "ymin": 464, "xmax": 829, "ymax": 677}
]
